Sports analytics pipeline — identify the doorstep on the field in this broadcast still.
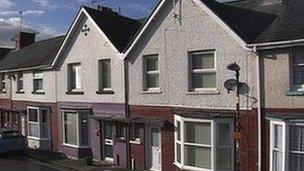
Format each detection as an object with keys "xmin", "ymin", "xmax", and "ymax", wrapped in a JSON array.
[{"xmin": 26, "ymin": 149, "xmax": 129, "ymax": 171}]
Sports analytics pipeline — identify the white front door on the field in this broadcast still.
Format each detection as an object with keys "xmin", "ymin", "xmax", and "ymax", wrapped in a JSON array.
[{"xmin": 148, "ymin": 126, "xmax": 161, "ymax": 171}]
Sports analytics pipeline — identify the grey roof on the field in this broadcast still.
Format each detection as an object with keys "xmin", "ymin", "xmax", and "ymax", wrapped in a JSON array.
[
  {"xmin": 0, "ymin": 48, "xmax": 12, "ymax": 61},
  {"xmin": 0, "ymin": 36, "xmax": 65, "ymax": 72},
  {"xmin": 201, "ymin": 0, "xmax": 304, "ymax": 44},
  {"xmin": 84, "ymin": 6, "xmax": 143, "ymax": 52}
]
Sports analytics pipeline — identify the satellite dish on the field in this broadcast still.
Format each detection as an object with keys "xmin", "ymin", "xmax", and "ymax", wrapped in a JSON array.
[
  {"xmin": 224, "ymin": 79, "xmax": 237, "ymax": 92},
  {"xmin": 239, "ymin": 82, "xmax": 250, "ymax": 94}
]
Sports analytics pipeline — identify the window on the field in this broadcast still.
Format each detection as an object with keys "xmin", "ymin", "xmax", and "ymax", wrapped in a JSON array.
[
  {"xmin": 99, "ymin": 59, "xmax": 112, "ymax": 92},
  {"xmin": 189, "ymin": 51, "xmax": 216, "ymax": 91},
  {"xmin": 270, "ymin": 121, "xmax": 304, "ymax": 171},
  {"xmin": 131, "ymin": 123, "xmax": 141, "ymax": 142},
  {"xmin": 16, "ymin": 72, "xmax": 23, "ymax": 92},
  {"xmin": 175, "ymin": 116, "xmax": 233, "ymax": 171},
  {"xmin": 27, "ymin": 107, "xmax": 50, "ymax": 139},
  {"xmin": 143, "ymin": 55, "xmax": 159, "ymax": 91},
  {"xmin": 68, "ymin": 63, "xmax": 81, "ymax": 91},
  {"xmin": 116, "ymin": 123, "xmax": 125, "ymax": 140},
  {"xmin": 33, "ymin": 72, "xmax": 43, "ymax": 92},
  {"xmin": 0, "ymin": 74, "xmax": 5, "ymax": 92},
  {"xmin": 62, "ymin": 111, "xmax": 89, "ymax": 147},
  {"xmin": 292, "ymin": 51, "xmax": 304, "ymax": 91}
]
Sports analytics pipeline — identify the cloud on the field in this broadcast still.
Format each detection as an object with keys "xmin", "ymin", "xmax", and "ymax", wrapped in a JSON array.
[
  {"xmin": 0, "ymin": 10, "xmax": 45, "ymax": 17},
  {"xmin": 0, "ymin": 17, "xmax": 63, "ymax": 47},
  {"xmin": 0, "ymin": 0, "xmax": 14, "ymax": 10},
  {"xmin": 31, "ymin": 0, "xmax": 49, "ymax": 7}
]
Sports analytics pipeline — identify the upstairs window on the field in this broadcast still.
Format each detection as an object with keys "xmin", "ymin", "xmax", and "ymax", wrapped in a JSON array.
[
  {"xmin": 33, "ymin": 71, "xmax": 43, "ymax": 92},
  {"xmin": 17, "ymin": 72, "xmax": 23, "ymax": 92},
  {"xmin": 143, "ymin": 55, "xmax": 159, "ymax": 91},
  {"xmin": 98, "ymin": 59, "xmax": 112, "ymax": 93},
  {"xmin": 0, "ymin": 74, "xmax": 5, "ymax": 92},
  {"xmin": 189, "ymin": 51, "xmax": 216, "ymax": 91},
  {"xmin": 68, "ymin": 63, "xmax": 81, "ymax": 92},
  {"xmin": 292, "ymin": 51, "xmax": 304, "ymax": 91}
]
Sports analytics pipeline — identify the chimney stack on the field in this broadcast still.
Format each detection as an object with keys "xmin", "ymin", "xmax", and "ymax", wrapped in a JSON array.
[
  {"xmin": 14, "ymin": 32, "xmax": 36, "ymax": 50},
  {"xmin": 96, "ymin": 5, "xmax": 117, "ymax": 15}
]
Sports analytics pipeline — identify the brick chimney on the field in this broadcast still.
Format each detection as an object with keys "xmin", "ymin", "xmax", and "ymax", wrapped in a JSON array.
[{"xmin": 14, "ymin": 32, "xmax": 36, "ymax": 50}]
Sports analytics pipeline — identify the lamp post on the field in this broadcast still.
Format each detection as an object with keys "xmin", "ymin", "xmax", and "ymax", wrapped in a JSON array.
[{"xmin": 227, "ymin": 62, "xmax": 241, "ymax": 171}]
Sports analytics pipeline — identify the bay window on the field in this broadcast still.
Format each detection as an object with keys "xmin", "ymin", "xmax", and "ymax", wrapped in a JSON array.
[
  {"xmin": 27, "ymin": 107, "xmax": 50, "ymax": 139},
  {"xmin": 62, "ymin": 111, "xmax": 89, "ymax": 147},
  {"xmin": 189, "ymin": 51, "xmax": 216, "ymax": 91},
  {"xmin": 270, "ymin": 120, "xmax": 304, "ymax": 171},
  {"xmin": 175, "ymin": 115, "xmax": 233, "ymax": 171}
]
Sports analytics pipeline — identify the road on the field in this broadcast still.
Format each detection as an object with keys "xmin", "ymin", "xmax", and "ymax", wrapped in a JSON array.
[{"xmin": 0, "ymin": 155, "xmax": 60, "ymax": 171}]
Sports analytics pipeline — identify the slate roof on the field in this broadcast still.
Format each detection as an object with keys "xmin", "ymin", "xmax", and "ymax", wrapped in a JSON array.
[
  {"xmin": 0, "ymin": 36, "xmax": 65, "ymax": 71},
  {"xmin": 84, "ymin": 6, "xmax": 143, "ymax": 52},
  {"xmin": 0, "ymin": 48, "xmax": 12, "ymax": 61},
  {"xmin": 201, "ymin": 0, "xmax": 304, "ymax": 44}
]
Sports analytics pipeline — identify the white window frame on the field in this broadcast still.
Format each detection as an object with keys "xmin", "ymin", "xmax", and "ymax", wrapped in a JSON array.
[
  {"xmin": 33, "ymin": 71, "xmax": 44, "ymax": 92},
  {"xmin": 174, "ymin": 115, "xmax": 234, "ymax": 171},
  {"xmin": 98, "ymin": 59, "xmax": 113, "ymax": 92},
  {"xmin": 68, "ymin": 63, "xmax": 82, "ymax": 92},
  {"xmin": 62, "ymin": 110, "xmax": 89, "ymax": 148},
  {"xmin": 16, "ymin": 72, "xmax": 23, "ymax": 92},
  {"xmin": 189, "ymin": 51, "xmax": 217, "ymax": 92},
  {"xmin": 291, "ymin": 50, "xmax": 304, "ymax": 91},
  {"xmin": 269, "ymin": 120, "xmax": 288, "ymax": 171},
  {"xmin": 0, "ymin": 74, "xmax": 5, "ymax": 92},
  {"xmin": 143, "ymin": 54, "xmax": 160, "ymax": 92},
  {"xmin": 27, "ymin": 106, "xmax": 50, "ymax": 140}
]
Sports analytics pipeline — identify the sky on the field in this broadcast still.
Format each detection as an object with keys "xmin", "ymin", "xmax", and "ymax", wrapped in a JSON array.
[
  {"xmin": 0, "ymin": 0, "xmax": 161, "ymax": 47},
  {"xmin": 0, "ymin": 0, "xmax": 231, "ymax": 47}
]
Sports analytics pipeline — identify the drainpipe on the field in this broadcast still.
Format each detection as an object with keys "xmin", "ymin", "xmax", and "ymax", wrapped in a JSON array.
[
  {"xmin": 124, "ymin": 59, "xmax": 131, "ymax": 169},
  {"xmin": 254, "ymin": 46, "xmax": 262, "ymax": 171}
]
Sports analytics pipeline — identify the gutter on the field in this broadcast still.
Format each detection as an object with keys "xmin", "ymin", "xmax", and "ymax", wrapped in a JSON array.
[
  {"xmin": 247, "ymin": 38, "xmax": 304, "ymax": 50},
  {"xmin": 0, "ymin": 64, "xmax": 52, "ymax": 74}
]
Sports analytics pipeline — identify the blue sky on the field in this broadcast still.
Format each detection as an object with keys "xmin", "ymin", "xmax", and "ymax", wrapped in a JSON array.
[{"xmin": 0, "ymin": 0, "xmax": 160, "ymax": 47}]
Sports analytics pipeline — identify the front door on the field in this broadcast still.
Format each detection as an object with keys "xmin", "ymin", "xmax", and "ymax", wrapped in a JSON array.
[
  {"xmin": 148, "ymin": 126, "xmax": 161, "ymax": 171},
  {"xmin": 104, "ymin": 122, "xmax": 114, "ymax": 162}
]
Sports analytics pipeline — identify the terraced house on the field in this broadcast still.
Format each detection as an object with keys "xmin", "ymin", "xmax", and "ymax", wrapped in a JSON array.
[{"xmin": 0, "ymin": 0, "xmax": 304, "ymax": 171}]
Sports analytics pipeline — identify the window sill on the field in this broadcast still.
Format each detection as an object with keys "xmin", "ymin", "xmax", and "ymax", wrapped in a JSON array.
[
  {"xmin": 27, "ymin": 136, "xmax": 50, "ymax": 141},
  {"xmin": 186, "ymin": 90, "xmax": 220, "ymax": 95},
  {"xmin": 130, "ymin": 140, "xmax": 142, "ymax": 145},
  {"xmin": 141, "ymin": 90, "xmax": 162, "ymax": 94},
  {"xmin": 286, "ymin": 91, "xmax": 304, "ymax": 96},
  {"xmin": 32, "ymin": 91, "xmax": 45, "ymax": 95},
  {"xmin": 173, "ymin": 162, "xmax": 211, "ymax": 171},
  {"xmin": 62, "ymin": 143, "xmax": 90, "ymax": 149},
  {"xmin": 66, "ymin": 91, "xmax": 84, "ymax": 95},
  {"xmin": 15, "ymin": 91, "xmax": 25, "ymax": 94},
  {"xmin": 96, "ymin": 90, "xmax": 114, "ymax": 95}
]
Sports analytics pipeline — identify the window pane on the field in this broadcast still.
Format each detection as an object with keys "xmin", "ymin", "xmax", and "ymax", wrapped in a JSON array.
[
  {"xmin": 293, "ymin": 66, "xmax": 304, "ymax": 85},
  {"xmin": 69, "ymin": 64, "xmax": 81, "ymax": 90},
  {"xmin": 274, "ymin": 125, "xmax": 283, "ymax": 149},
  {"xmin": 146, "ymin": 57, "xmax": 158, "ymax": 71},
  {"xmin": 146, "ymin": 74, "xmax": 159, "ymax": 88},
  {"xmin": 105, "ymin": 123, "xmax": 113, "ymax": 139},
  {"xmin": 41, "ymin": 109, "xmax": 49, "ymax": 138},
  {"xmin": 64, "ymin": 113, "xmax": 77, "ymax": 145},
  {"xmin": 33, "ymin": 79, "xmax": 43, "ymax": 91},
  {"xmin": 217, "ymin": 148, "xmax": 231, "ymax": 169},
  {"xmin": 191, "ymin": 73, "xmax": 216, "ymax": 89},
  {"xmin": 80, "ymin": 114, "xmax": 88, "ymax": 146},
  {"xmin": 105, "ymin": 145, "xmax": 113, "ymax": 158},
  {"xmin": 116, "ymin": 123, "xmax": 125, "ymax": 139},
  {"xmin": 100, "ymin": 60, "xmax": 111, "ymax": 89},
  {"xmin": 185, "ymin": 122, "xmax": 211, "ymax": 145},
  {"xmin": 273, "ymin": 150, "xmax": 283, "ymax": 171},
  {"xmin": 185, "ymin": 145, "xmax": 211, "ymax": 169},
  {"xmin": 290, "ymin": 153, "xmax": 304, "ymax": 171},
  {"xmin": 177, "ymin": 121, "xmax": 180, "ymax": 141},
  {"xmin": 17, "ymin": 73, "xmax": 23, "ymax": 91},
  {"xmin": 192, "ymin": 53, "xmax": 214, "ymax": 70},
  {"xmin": 28, "ymin": 109, "xmax": 38, "ymax": 122},
  {"xmin": 132, "ymin": 124, "xmax": 141, "ymax": 140},
  {"xmin": 176, "ymin": 143, "xmax": 181, "ymax": 163},
  {"xmin": 218, "ymin": 123, "xmax": 230, "ymax": 146},
  {"xmin": 151, "ymin": 128, "xmax": 160, "ymax": 147},
  {"xmin": 29, "ymin": 123, "xmax": 39, "ymax": 137}
]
